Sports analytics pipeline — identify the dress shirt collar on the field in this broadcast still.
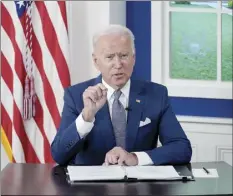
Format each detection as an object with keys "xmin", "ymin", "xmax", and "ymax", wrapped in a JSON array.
[{"xmin": 102, "ymin": 78, "xmax": 131, "ymax": 101}]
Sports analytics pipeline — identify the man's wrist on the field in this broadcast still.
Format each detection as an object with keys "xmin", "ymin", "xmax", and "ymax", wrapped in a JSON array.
[
  {"xmin": 132, "ymin": 152, "xmax": 154, "ymax": 166},
  {"xmin": 76, "ymin": 112, "xmax": 95, "ymax": 138},
  {"xmin": 82, "ymin": 108, "xmax": 95, "ymax": 122}
]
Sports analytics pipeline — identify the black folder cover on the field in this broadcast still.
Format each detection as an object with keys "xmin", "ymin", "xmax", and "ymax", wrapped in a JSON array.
[{"xmin": 174, "ymin": 163, "xmax": 195, "ymax": 181}]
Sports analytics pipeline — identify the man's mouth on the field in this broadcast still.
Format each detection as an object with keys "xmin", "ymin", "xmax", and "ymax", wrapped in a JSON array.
[{"xmin": 114, "ymin": 73, "xmax": 124, "ymax": 76}]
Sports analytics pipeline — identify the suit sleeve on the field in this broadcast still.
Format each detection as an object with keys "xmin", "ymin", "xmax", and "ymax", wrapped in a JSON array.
[
  {"xmin": 51, "ymin": 88, "xmax": 86, "ymax": 165},
  {"xmin": 145, "ymin": 87, "xmax": 192, "ymax": 165}
]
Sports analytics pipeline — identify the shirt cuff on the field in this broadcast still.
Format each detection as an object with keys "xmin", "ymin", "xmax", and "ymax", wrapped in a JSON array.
[
  {"xmin": 75, "ymin": 112, "xmax": 95, "ymax": 138},
  {"xmin": 133, "ymin": 152, "xmax": 154, "ymax": 166}
]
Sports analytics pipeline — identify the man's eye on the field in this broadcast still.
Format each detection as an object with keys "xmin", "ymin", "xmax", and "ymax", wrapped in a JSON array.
[
  {"xmin": 106, "ymin": 55, "xmax": 114, "ymax": 59},
  {"xmin": 120, "ymin": 54, "xmax": 128, "ymax": 58}
]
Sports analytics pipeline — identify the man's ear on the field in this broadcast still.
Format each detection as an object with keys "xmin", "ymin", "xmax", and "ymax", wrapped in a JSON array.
[
  {"xmin": 92, "ymin": 53, "xmax": 99, "ymax": 71},
  {"xmin": 132, "ymin": 52, "xmax": 136, "ymax": 66}
]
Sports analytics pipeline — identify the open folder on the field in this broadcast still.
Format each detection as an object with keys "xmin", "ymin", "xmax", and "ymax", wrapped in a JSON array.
[{"xmin": 66, "ymin": 165, "xmax": 194, "ymax": 183}]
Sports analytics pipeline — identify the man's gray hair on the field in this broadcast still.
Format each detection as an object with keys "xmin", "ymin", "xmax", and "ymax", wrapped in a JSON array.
[{"xmin": 92, "ymin": 24, "xmax": 135, "ymax": 54}]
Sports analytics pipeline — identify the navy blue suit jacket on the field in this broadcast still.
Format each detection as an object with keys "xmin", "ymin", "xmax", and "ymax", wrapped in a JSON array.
[{"xmin": 51, "ymin": 75, "xmax": 192, "ymax": 165}]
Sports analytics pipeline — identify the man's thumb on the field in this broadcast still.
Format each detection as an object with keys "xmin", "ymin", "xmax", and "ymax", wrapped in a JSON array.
[{"xmin": 117, "ymin": 157, "xmax": 124, "ymax": 165}]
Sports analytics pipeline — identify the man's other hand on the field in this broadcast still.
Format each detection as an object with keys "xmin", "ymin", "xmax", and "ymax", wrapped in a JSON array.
[
  {"xmin": 82, "ymin": 83, "xmax": 107, "ymax": 122},
  {"xmin": 103, "ymin": 147, "xmax": 138, "ymax": 166}
]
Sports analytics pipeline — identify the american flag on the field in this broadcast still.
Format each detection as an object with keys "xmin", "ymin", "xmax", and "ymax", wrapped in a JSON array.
[{"xmin": 1, "ymin": 1, "xmax": 70, "ymax": 163}]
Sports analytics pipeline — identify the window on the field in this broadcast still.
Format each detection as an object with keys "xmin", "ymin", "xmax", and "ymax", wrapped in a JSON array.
[{"xmin": 152, "ymin": 1, "xmax": 232, "ymax": 99}]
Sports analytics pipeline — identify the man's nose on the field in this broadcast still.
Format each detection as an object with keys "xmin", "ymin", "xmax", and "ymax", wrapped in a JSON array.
[{"xmin": 114, "ymin": 56, "xmax": 123, "ymax": 68}]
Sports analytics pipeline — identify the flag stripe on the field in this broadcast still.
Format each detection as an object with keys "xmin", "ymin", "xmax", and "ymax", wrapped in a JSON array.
[
  {"xmin": 30, "ymin": 30, "xmax": 61, "ymax": 128},
  {"xmin": 3, "ymin": 2, "xmax": 57, "ymax": 154},
  {"xmin": 1, "ymin": 54, "xmax": 14, "ymax": 93},
  {"xmin": 1, "ymin": 10, "xmax": 45, "ymax": 163},
  {"xmin": 33, "ymin": 100, "xmax": 54, "ymax": 162},
  {"xmin": 31, "ymin": 3, "xmax": 65, "ymax": 116},
  {"xmin": 0, "ymin": 71, "xmax": 13, "ymax": 150},
  {"xmin": 1, "ymin": 20, "xmax": 53, "ymax": 164},
  {"xmin": 1, "ymin": 25, "xmax": 42, "ymax": 163},
  {"xmin": 1, "ymin": 55, "xmax": 13, "ymax": 150},
  {"xmin": 57, "ymin": 1, "xmax": 68, "ymax": 31},
  {"xmin": 1, "ymin": 105, "xmax": 13, "ymax": 152},
  {"xmin": 9, "ymin": 2, "xmax": 61, "ymax": 129},
  {"xmin": 1, "ymin": 60, "xmax": 40, "ymax": 163},
  {"xmin": 1, "ymin": 5, "xmax": 26, "ymax": 88},
  {"xmin": 35, "ymin": 2, "xmax": 70, "ymax": 89},
  {"xmin": 1, "ymin": 1, "xmax": 70, "ymax": 164},
  {"xmin": 44, "ymin": 1, "xmax": 69, "ymax": 71},
  {"xmin": 12, "ymin": 127, "xmax": 26, "ymax": 163},
  {"xmin": 1, "ymin": 78, "xmax": 25, "ymax": 162}
]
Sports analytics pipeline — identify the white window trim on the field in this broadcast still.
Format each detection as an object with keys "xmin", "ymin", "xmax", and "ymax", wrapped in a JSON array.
[
  {"xmin": 151, "ymin": 1, "xmax": 232, "ymax": 99},
  {"xmin": 177, "ymin": 115, "xmax": 232, "ymax": 125}
]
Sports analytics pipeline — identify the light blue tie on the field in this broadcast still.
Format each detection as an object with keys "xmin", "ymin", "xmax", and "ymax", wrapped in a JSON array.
[{"xmin": 112, "ymin": 90, "xmax": 126, "ymax": 148}]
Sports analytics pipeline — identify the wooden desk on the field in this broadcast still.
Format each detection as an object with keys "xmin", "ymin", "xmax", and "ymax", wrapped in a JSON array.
[{"xmin": 1, "ymin": 161, "xmax": 232, "ymax": 195}]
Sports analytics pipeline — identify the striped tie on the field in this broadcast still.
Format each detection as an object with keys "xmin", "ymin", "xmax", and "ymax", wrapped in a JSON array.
[{"xmin": 112, "ymin": 90, "xmax": 127, "ymax": 148}]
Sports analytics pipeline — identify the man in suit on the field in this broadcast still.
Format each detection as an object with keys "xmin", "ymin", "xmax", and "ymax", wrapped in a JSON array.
[{"xmin": 51, "ymin": 24, "xmax": 192, "ymax": 166}]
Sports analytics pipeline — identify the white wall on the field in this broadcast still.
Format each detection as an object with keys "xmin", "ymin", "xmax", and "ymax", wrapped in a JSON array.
[
  {"xmin": 156, "ymin": 116, "xmax": 232, "ymax": 166},
  {"xmin": 178, "ymin": 117, "xmax": 232, "ymax": 166},
  {"xmin": 67, "ymin": 1, "xmax": 126, "ymax": 85}
]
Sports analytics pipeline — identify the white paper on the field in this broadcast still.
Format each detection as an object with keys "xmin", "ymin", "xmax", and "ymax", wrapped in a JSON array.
[
  {"xmin": 192, "ymin": 168, "xmax": 219, "ymax": 178},
  {"xmin": 67, "ymin": 165, "xmax": 125, "ymax": 181},
  {"xmin": 125, "ymin": 166, "xmax": 181, "ymax": 180}
]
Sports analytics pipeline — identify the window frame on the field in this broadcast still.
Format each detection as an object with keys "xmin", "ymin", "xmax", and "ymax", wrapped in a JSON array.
[{"xmin": 151, "ymin": 1, "xmax": 232, "ymax": 99}]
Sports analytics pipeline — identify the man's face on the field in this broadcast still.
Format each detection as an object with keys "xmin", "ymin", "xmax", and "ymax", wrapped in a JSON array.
[{"xmin": 93, "ymin": 34, "xmax": 135, "ymax": 89}]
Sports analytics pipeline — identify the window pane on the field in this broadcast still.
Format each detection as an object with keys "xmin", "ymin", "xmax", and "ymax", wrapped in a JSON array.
[
  {"xmin": 221, "ymin": 13, "xmax": 233, "ymax": 81},
  {"xmin": 170, "ymin": 1, "xmax": 218, "ymax": 9},
  {"xmin": 222, "ymin": 0, "xmax": 232, "ymax": 9},
  {"xmin": 170, "ymin": 12, "xmax": 217, "ymax": 80}
]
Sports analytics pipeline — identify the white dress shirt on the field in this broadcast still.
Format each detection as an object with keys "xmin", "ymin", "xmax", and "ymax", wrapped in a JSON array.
[{"xmin": 75, "ymin": 79, "xmax": 153, "ymax": 165}]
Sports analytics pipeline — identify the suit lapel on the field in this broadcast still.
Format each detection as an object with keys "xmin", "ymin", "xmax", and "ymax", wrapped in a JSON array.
[
  {"xmin": 95, "ymin": 103, "xmax": 116, "ymax": 150},
  {"xmin": 94, "ymin": 75, "xmax": 116, "ymax": 150},
  {"xmin": 125, "ymin": 80, "xmax": 145, "ymax": 151},
  {"xmin": 94, "ymin": 76, "xmax": 146, "ymax": 151}
]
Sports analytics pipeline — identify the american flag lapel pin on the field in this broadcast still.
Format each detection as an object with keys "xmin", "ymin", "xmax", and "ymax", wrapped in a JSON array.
[{"xmin": 136, "ymin": 99, "xmax": 141, "ymax": 103}]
